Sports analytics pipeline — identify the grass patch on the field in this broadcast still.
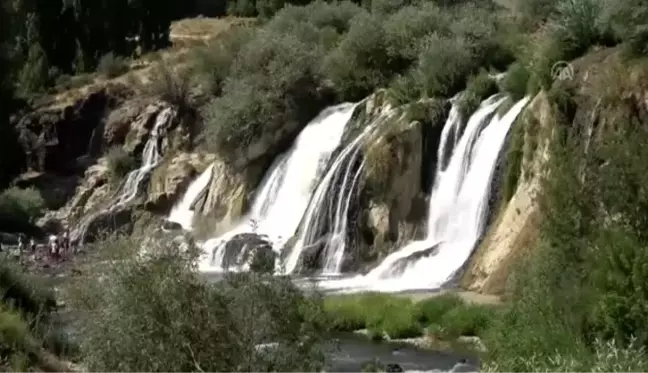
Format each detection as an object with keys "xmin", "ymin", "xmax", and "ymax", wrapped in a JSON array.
[
  {"xmin": 324, "ymin": 292, "xmax": 499, "ymax": 341},
  {"xmin": 0, "ymin": 187, "xmax": 45, "ymax": 233}
]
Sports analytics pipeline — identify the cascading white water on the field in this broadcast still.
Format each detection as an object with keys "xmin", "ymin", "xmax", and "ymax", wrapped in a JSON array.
[
  {"xmin": 167, "ymin": 163, "xmax": 215, "ymax": 231},
  {"xmin": 318, "ymin": 95, "xmax": 531, "ymax": 292},
  {"xmin": 199, "ymin": 103, "xmax": 359, "ymax": 272},
  {"xmin": 284, "ymin": 107, "xmax": 398, "ymax": 275},
  {"xmin": 73, "ymin": 107, "xmax": 174, "ymax": 244}
]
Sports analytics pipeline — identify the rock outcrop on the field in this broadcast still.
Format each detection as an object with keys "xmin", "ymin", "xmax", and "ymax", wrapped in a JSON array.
[
  {"xmin": 349, "ymin": 98, "xmax": 450, "ymax": 272},
  {"xmin": 14, "ymin": 83, "xmax": 134, "ymax": 175}
]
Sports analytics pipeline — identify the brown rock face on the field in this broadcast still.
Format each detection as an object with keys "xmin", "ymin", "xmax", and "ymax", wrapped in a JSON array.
[
  {"xmin": 14, "ymin": 84, "xmax": 134, "ymax": 175},
  {"xmin": 147, "ymin": 152, "xmax": 216, "ymax": 212}
]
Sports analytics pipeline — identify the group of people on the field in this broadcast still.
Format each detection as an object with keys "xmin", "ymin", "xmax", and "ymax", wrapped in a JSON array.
[{"xmin": 10, "ymin": 230, "xmax": 73, "ymax": 261}]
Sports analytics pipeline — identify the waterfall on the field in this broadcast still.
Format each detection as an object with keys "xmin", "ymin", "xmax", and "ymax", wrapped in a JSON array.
[
  {"xmin": 167, "ymin": 163, "xmax": 215, "ymax": 231},
  {"xmin": 73, "ymin": 107, "xmax": 174, "ymax": 244},
  {"xmin": 318, "ymin": 95, "xmax": 531, "ymax": 292},
  {"xmin": 199, "ymin": 102, "xmax": 359, "ymax": 272},
  {"xmin": 284, "ymin": 107, "xmax": 398, "ymax": 275}
]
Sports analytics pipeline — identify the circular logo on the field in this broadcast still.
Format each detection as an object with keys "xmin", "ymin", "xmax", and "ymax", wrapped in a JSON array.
[{"xmin": 551, "ymin": 61, "xmax": 574, "ymax": 81}]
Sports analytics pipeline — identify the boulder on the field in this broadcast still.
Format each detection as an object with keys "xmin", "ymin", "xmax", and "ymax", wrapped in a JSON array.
[
  {"xmin": 196, "ymin": 159, "xmax": 253, "ymax": 236},
  {"xmin": 220, "ymin": 233, "xmax": 274, "ymax": 270}
]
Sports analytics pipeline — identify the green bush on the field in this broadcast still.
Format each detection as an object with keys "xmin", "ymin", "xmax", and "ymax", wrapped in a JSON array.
[
  {"xmin": 501, "ymin": 62, "xmax": 530, "ymax": 101},
  {"xmin": 413, "ymin": 33, "xmax": 475, "ymax": 98},
  {"xmin": 192, "ymin": 26, "xmax": 256, "ymax": 96},
  {"xmin": 147, "ymin": 61, "xmax": 192, "ymax": 111},
  {"xmin": 96, "ymin": 52, "xmax": 129, "ymax": 79},
  {"xmin": 458, "ymin": 71, "xmax": 499, "ymax": 118},
  {"xmin": 105, "ymin": 147, "xmax": 135, "ymax": 182},
  {"xmin": 417, "ymin": 293, "xmax": 464, "ymax": 324},
  {"xmin": 0, "ymin": 260, "xmax": 55, "ymax": 320},
  {"xmin": 547, "ymin": 0, "xmax": 610, "ymax": 60},
  {"xmin": 321, "ymin": 12, "xmax": 394, "ymax": 100},
  {"xmin": 0, "ymin": 187, "xmax": 45, "ymax": 230},
  {"xmin": 72, "ymin": 235, "xmax": 327, "ymax": 371},
  {"xmin": 503, "ymin": 116, "xmax": 525, "ymax": 201},
  {"xmin": 438, "ymin": 304, "xmax": 497, "ymax": 338},
  {"xmin": 382, "ymin": 2, "xmax": 449, "ymax": 62},
  {"xmin": 202, "ymin": 31, "xmax": 324, "ymax": 158}
]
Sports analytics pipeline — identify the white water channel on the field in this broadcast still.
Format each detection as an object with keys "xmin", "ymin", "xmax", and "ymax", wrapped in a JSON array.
[
  {"xmin": 284, "ymin": 107, "xmax": 398, "ymax": 274},
  {"xmin": 316, "ymin": 95, "xmax": 531, "ymax": 292},
  {"xmin": 198, "ymin": 103, "xmax": 359, "ymax": 272},
  {"xmin": 166, "ymin": 163, "xmax": 215, "ymax": 231},
  {"xmin": 73, "ymin": 107, "xmax": 174, "ymax": 244}
]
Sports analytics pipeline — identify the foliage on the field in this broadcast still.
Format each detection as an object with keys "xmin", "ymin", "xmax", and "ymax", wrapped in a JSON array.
[
  {"xmin": 96, "ymin": 52, "xmax": 129, "ymax": 79},
  {"xmin": 324, "ymin": 292, "xmax": 500, "ymax": 340},
  {"xmin": 105, "ymin": 147, "xmax": 135, "ymax": 182},
  {"xmin": 0, "ymin": 187, "xmax": 46, "ymax": 231},
  {"xmin": 458, "ymin": 71, "xmax": 499, "ymax": 118},
  {"xmin": 0, "ymin": 260, "xmax": 55, "ymax": 320},
  {"xmin": 147, "ymin": 61, "xmax": 193, "ymax": 111},
  {"xmin": 501, "ymin": 62, "xmax": 531, "ymax": 101},
  {"xmin": 71, "ymin": 235, "xmax": 328, "ymax": 371},
  {"xmin": 201, "ymin": 30, "xmax": 324, "ymax": 158}
]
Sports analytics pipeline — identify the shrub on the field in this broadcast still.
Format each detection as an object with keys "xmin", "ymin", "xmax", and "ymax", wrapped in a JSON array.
[
  {"xmin": 0, "ymin": 187, "xmax": 45, "ymax": 230},
  {"xmin": 321, "ymin": 12, "xmax": 395, "ymax": 100},
  {"xmin": 503, "ymin": 116, "xmax": 525, "ymax": 201},
  {"xmin": 413, "ymin": 33, "xmax": 475, "ymax": 98},
  {"xmin": 0, "ymin": 307, "xmax": 38, "ymax": 371},
  {"xmin": 147, "ymin": 61, "xmax": 192, "ymax": 111},
  {"xmin": 547, "ymin": 0, "xmax": 610, "ymax": 60},
  {"xmin": 105, "ymin": 147, "xmax": 135, "ymax": 182},
  {"xmin": 72, "ymin": 235, "xmax": 328, "ymax": 371},
  {"xmin": 458, "ymin": 71, "xmax": 499, "ymax": 118},
  {"xmin": 192, "ymin": 26, "xmax": 256, "ymax": 96},
  {"xmin": 382, "ymin": 2, "xmax": 449, "ymax": 62},
  {"xmin": 96, "ymin": 52, "xmax": 129, "ymax": 79},
  {"xmin": 438, "ymin": 304, "xmax": 497, "ymax": 338},
  {"xmin": 202, "ymin": 31, "xmax": 323, "ymax": 158},
  {"xmin": 501, "ymin": 62, "xmax": 531, "ymax": 101},
  {"xmin": 417, "ymin": 293, "xmax": 464, "ymax": 324},
  {"xmin": 0, "ymin": 260, "xmax": 56, "ymax": 320}
]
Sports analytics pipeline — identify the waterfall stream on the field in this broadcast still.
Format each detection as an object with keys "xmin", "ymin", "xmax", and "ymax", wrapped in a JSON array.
[
  {"xmin": 198, "ymin": 103, "xmax": 359, "ymax": 272},
  {"xmin": 317, "ymin": 95, "xmax": 531, "ymax": 292},
  {"xmin": 72, "ymin": 107, "xmax": 174, "ymax": 244}
]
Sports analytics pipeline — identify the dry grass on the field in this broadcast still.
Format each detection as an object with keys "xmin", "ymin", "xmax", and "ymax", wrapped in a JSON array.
[{"xmin": 170, "ymin": 17, "xmax": 257, "ymax": 45}]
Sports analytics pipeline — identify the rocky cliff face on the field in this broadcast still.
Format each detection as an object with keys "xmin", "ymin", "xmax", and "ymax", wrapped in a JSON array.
[{"xmin": 461, "ymin": 47, "xmax": 648, "ymax": 295}]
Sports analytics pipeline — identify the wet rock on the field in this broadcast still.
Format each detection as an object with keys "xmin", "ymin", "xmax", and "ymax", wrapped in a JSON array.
[
  {"xmin": 162, "ymin": 221, "xmax": 182, "ymax": 231},
  {"xmin": 386, "ymin": 363, "xmax": 404, "ymax": 372},
  {"xmin": 147, "ymin": 152, "xmax": 216, "ymax": 212},
  {"xmin": 220, "ymin": 233, "xmax": 274, "ymax": 270},
  {"xmin": 456, "ymin": 336, "xmax": 486, "ymax": 353}
]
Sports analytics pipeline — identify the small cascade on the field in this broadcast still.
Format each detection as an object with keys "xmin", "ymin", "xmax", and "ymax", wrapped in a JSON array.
[
  {"xmin": 167, "ymin": 163, "xmax": 215, "ymax": 231},
  {"xmin": 199, "ymin": 103, "xmax": 359, "ymax": 272},
  {"xmin": 73, "ymin": 107, "xmax": 174, "ymax": 244},
  {"xmin": 318, "ymin": 95, "xmax": 531, "ymax": 292},
  {"xmin": 284, "ymin": 107, "xmax": 398, "ymax": 275}
]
